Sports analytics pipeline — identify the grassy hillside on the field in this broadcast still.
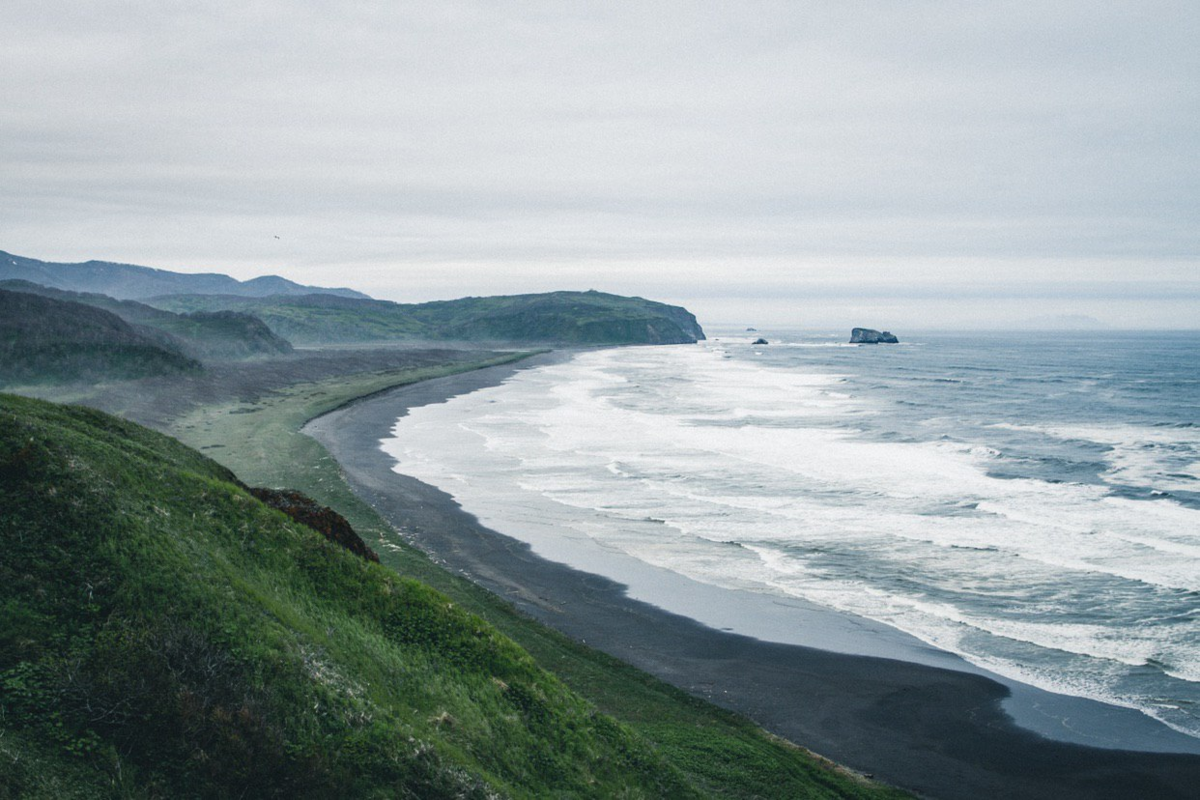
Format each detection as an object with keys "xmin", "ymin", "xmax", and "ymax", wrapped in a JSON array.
[
  {"xmin": 0, "ymin": 289, "xmax": 201, "ymax": 388},
  {"xmin": 161, "ymin": 361, "xmax": 909, "ymax": 800},
  {"xmin": 0, "ymin": 394, "xmax": 692, "ymax": 798},
  {"xmin": 154, "ymin": 310, "xmax": 294, "ymax": 359},
  {"xmin": 0, "ymin": 250, "xmax": 368, "ymax": 300},
  {"xmin": 0, "ymin": 385, "xmax": 909, "ymax": 799},
  {"xmin": 0, "ymin": 281, "xmax": 293, "ymax": 361},
  {"xmin": 150, "ymin": 290, "xmax": 706, "ymax": 345}
]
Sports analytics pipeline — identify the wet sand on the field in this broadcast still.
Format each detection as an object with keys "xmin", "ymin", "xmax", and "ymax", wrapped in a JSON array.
[{"xmin": 304, "ymin": 353, "xmax": 1200, "ymax": 800}]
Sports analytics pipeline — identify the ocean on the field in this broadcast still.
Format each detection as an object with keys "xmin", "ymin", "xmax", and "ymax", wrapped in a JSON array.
[{"xmin": 380, "ymin": 328, "xmax": 1200, "ymax": 744}]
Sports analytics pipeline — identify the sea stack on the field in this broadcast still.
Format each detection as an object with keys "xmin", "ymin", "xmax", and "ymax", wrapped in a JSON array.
[{"xmin": 850, "ymin": 327, "xmax": 899, "ymax": 344}]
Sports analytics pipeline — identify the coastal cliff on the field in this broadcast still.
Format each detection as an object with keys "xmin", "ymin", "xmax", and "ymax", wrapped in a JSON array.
[{"xmin": 150, "ymin": 289, "xmax": 707, "ymax": 346}]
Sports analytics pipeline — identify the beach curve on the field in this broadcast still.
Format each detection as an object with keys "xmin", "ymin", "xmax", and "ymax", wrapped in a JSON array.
[{"xmin": 303, "ymin": 351, "xmax": 1200, "ymax": 800}]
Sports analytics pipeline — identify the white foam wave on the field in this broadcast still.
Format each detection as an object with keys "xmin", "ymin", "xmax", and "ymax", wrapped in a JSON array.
[
  {"xmin": 383, "ymin": 344, "xmax": 1200, "ymax": 738},
  {"xmin": 992, "ymin": 422, "xmax": 1200, "ymax": 493}
]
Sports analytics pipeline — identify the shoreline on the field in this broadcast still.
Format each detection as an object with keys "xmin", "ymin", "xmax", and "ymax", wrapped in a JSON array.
[{"xmin": 304, "ymin": 351, "xmax": 1200, "ymax": 800}]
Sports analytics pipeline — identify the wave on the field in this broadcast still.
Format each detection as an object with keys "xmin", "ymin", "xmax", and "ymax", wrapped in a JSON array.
[
  {"xmin": 382, "ymin": 341, "xmax": 1200, "ymax": 739},
  {"xmin": 990, "ymin": 422, "xmax": 1200, "ymax": 494}
]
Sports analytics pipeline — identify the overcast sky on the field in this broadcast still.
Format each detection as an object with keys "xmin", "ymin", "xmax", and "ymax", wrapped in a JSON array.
[{"xmin": 3, "ymin": 2, "xmax": 1198, "ymax": 328}]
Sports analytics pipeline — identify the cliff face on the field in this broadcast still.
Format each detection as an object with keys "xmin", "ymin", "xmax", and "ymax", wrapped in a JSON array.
[{"xmin": 850, "ymin": 327, "xmax": 899, "ymax": 344}]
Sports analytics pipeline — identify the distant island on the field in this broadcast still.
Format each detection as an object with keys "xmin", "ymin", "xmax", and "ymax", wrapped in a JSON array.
[{"xmin": 851, "ymin": 327, "xmax": 899, "ymax": 344}]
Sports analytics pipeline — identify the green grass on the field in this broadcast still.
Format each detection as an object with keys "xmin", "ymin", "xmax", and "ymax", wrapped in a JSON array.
[
  {"xmin": 155, "ymin": 357, "xmax": 909, "ymax": 799},
  {"xmin": 149, "ymin": 290, "xmax": 705, "ymax": 345},
  {"xmin": 0, "ymin": 354, "xmax": 910, "ymax": 798},
  {"xmin": 166, "ymin": 354, "xmax": 530, "ymax": 491},
  {"xmin": 0, "ymin": 393, "xmax": 694, "ymax": 798}
]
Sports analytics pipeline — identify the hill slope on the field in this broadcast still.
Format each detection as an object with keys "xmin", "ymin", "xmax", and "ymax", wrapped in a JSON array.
[
  {"xmin": 0, "ymin": 281, "xmax": 293, "ymax": 360},
  {"xmin": 0, "ymin": 394, "xmax": 695, "ymax": 798},
  {"xmin": 0, "ymin": 250, "xmax": 369, "ymax": 301},
  {"xmin": 152, "ymin": 290, "xmax": 707, "ymax": 345},
  {"xmin": 0, "ymin": 290, "xmax": 201, "ymax": 387}
]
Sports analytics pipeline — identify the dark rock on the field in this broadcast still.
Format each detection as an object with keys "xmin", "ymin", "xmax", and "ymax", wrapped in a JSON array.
[
  {"xmin": 250, "ymin": 487, "xmax": 380, "ymax": 562},
  {"xmin": 850, "ymin": 327, "xmax": 899, "ymax": 344},
  {"xmin": 752, "ymin": 338, "xmax": 769, "ymax": 345},
  {"xmin": 746, "ymin": 327, "xmax": 757, "ymax": 332}
]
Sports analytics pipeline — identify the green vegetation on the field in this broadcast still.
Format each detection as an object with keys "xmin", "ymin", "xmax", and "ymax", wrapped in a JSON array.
[
  {"xmin": 134, "ymin": 309, "xmax": 293, "ymax": 360},
  {"xmin": 0, "ymin": 281, "xmax": 293, "ymax": 361},
  {"xmin": 167, "ymin": 354, "xmax": 531, "ymax": 492},
  {"xmin": 0, "ymin": 359, "xmax": 910, "ymax": 798},
  {"xmin": 0, "ymin": 249, "xmax": 914, "ymax": 795},
  {"xmin": 0, "ymin": 393, "xmax": 691, "ymax": 798},
  {"xmin": 0, "ymin": 289, "xmax": 200, "ymax": 388},
  {"xmin": 158, "ymin": 360, "xmax": 908, "ymax": 800},
  {"xmin": 150, "ymin": 290, "xmax": 706, "ymax": 345}
]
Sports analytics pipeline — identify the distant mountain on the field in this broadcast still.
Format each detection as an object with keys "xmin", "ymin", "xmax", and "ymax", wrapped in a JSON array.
[
  {"xmin": 0, "ymin": 280, "xmax": 293, "ymax": 360},
  {"xmin": 0, "ymin": 289, "xmax": 201, "ymax": 387},
  {"xmin": 150, "ymin": 290, "xmax": 707, "ymax": 346},
  {"xmin": 0, "ymin": 250, "xmax": 370, "ymax": 301}
]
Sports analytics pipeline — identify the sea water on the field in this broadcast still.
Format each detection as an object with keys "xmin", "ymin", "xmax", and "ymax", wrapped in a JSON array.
[{"xmin": 381, "ymin": 329, "xmax": 1200, "ymax": 742}]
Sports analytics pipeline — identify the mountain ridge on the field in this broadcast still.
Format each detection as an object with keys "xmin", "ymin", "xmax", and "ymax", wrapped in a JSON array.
[
  {"xmin": 151, "ymin": 289, "xmax": 707, "ymax": 345},
  {"xmin": 0, "ymin": 250, "xmax": 369, "ymax": 301}
]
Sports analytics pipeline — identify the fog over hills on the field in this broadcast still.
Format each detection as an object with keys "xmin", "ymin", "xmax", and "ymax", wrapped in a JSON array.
[
  {"xmin": 0, "ymin": 280, "xmax": 295, "ymax": 361},
  {"xmin": 0, "ymin": 289, "xmax": 201, "ymax": 386}
]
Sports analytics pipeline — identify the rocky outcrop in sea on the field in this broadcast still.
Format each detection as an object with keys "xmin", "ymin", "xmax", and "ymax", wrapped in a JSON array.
[{"xmin": 850, "ymin": 328, "xmax": 899, "ymax": 344}]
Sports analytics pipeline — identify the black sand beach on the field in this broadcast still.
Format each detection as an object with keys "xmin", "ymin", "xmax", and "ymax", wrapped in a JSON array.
[{"xmin": 305, "ymin": 354, "xmax": 1200, "ymax": 800}]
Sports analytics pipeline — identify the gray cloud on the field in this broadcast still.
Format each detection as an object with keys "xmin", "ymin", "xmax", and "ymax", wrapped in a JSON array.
[{"xmin": 2, "ymin": 2, "xmax": 1197, "ymax": 327}]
